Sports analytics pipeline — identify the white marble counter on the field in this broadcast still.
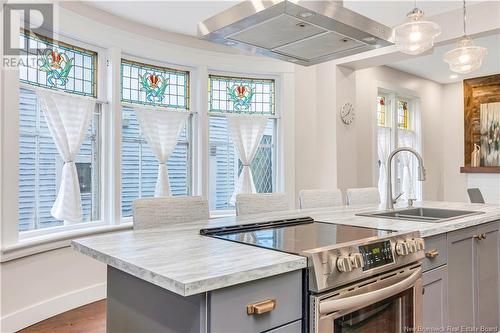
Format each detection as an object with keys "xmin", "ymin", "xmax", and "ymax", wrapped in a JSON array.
[{"xmin": 72, "ymin": 200, "xmax": 500, "ymax": 296}]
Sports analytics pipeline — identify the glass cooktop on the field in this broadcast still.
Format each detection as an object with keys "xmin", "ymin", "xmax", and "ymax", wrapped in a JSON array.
[{"xmin": 200, "ymin": 217, "xmax": 395, "ymax": 255}]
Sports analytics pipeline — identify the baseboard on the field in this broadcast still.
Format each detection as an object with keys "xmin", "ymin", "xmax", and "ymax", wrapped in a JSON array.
[{"xmin": 0, "ymin": 282, "xmax": 106, "ymax": 333}]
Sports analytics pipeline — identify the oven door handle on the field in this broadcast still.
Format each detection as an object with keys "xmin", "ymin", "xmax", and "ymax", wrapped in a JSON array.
[{"xmin": 319, "ymin": 267, "xmax": 421, "ymax": 315}]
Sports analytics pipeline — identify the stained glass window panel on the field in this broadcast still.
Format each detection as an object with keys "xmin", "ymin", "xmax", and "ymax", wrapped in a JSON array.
[
  {"xmin": 377, "ymin": 96, "xmax": 386, "ymax": 127},
  {"xmin": 398, "ymin": 100, "xmax": 409, "ymax": 130},
  {"xmin": 209, "ymin": 75, "xmax": 275, "ymax": 115},
  {"xmin": 19, "ymin": 31, "xmax": 97, "ymax": 97},
  {"xmin": 121, "ymin": 59, "xmax": 189, "ymax": 109}
]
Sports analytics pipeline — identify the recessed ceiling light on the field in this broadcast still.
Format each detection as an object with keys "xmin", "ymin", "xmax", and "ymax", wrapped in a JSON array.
[{"xmin": 449, "ymin": 74, "xmax": 458, "ymax": 79}]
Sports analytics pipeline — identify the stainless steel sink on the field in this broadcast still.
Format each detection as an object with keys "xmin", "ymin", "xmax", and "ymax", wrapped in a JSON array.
[{"xmin": 357, "ymin": 207, "xmax": 484, "ymax": 223}]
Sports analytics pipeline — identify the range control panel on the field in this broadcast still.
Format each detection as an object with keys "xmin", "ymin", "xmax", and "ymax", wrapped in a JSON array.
[
  {"xmin": 358, "ymin": 240, "xmax": 394, "ymax": 271},
  {"xmin": 306, "ymin": 231, "xmax": 426, "ymax": 293}
]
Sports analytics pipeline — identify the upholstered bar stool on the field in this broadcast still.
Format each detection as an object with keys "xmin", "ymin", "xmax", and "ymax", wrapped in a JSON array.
[
  {"xmin": 298, "ymin": 189, "xmax": 344, "ymax": 209},
  {"xmin": 235, "ymin": 193, "xmax": 289, "ymax": 216},
  {"xmin": 133, "ymin": 196, "xmax": 209, "ymax": 230},
  {"xmin": 345, "ymin": 187, "xmax": 380, "ymax": 205}
]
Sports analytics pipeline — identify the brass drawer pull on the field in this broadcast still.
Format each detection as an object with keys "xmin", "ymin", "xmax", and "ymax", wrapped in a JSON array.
[
  {"xmin": 425, "ymin": 249, "xmax": 439, "ymax": 258},
  {"xmin": 474, "ymin": 234, "xmax": 487, "ymax": 240},
  {"xmin": 247, "ymin": 299, "xmax": 276, "ymax": 315}
]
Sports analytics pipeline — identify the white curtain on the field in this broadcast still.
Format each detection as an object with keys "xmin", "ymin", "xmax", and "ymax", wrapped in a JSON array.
[
  {"xmin": 377, "ymin": 127, "xmax": 392, "ymax": 203},
  {"xmin": 37, "ymin": 90, "xmax": 96, "ymax": 223},
  {"xmin": 227, "ymin": 115, "xmax": 268, "ymax": 205},
  {"xmin": 135, "ymin": 107, "xmax": 189, "ymax": 197},
  {"xmin": 398, "ymin": 130, "xmax": 417, "ymax": 200}
]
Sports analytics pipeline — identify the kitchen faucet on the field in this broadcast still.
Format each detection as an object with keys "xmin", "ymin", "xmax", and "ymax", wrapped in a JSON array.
[{"xmin": 386, "ymin": 147, "xmax": 426, "ymax": 210}]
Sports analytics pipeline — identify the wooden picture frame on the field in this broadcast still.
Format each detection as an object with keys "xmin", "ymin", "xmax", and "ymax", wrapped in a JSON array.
[{"xmin": 462, "ymin": 74, "xmax": 500, "ymax": 172}]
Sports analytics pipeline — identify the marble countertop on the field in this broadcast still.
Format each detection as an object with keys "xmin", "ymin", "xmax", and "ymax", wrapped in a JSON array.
[{"xmin": 72, "ymin": 200, "xmax": 500, "ymax": 296}]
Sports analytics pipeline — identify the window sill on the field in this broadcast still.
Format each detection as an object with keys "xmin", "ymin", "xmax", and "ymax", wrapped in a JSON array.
[{"xmin": 1, "ymin": 223, "xmax": 133, "ymax": 262}]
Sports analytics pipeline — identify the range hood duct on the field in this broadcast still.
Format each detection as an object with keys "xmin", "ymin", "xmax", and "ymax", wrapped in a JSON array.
[{"xmin": 198, "ymin": 1, "xmax": 393, "ymax": 66}]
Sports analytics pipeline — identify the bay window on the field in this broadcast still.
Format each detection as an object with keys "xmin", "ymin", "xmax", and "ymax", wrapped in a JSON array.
[
  {"xmin": 208, "ymin": 75, "xmax": 276, "ymax": 211},
  {"xmin": 9, "ymin": 29, "xmax": 285, "ymax": 247}
]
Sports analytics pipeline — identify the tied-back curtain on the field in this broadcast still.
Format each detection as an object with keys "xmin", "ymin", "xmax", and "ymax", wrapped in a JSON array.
[
  {"xmin": 227, "ymin": 115, "xmax": 268, "ymax": 205},
  {"xmin": 37, "ymin": 90, "xmax": 96, "ymax": 223},
  {"xmin": 135, "ymin": 107, "xmax": 189, "ymax": 197},
  {"xmin": 377, "ymin": 127, "xmax": 392, "ymax": 202},
  {"xmin": 398, "ymin": 130, "xmax": 417, "ymax": 200}
]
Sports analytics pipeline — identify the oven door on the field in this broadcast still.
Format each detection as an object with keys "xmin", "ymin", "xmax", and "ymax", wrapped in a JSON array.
[{"xmin": 311, "ymin": 265, "xmax": 422, "ymax": 333}]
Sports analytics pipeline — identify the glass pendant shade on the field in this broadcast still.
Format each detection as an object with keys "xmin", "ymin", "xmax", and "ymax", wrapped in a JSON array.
[
  {"xmin": 394, "ymin": 8, "xmax": 441, "ymax": 55},
  {"xmin": 443, "ymin": 37, "xmax": 487, "ymax": 74}
]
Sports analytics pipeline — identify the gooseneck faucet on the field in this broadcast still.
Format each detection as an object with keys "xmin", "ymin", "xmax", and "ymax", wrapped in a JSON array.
[{"xmin": 386, "ymin": 147, "xmax": 426, "ymax": 210}]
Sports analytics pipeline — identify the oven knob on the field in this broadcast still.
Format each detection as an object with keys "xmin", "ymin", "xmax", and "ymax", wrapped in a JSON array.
[
  {"xmin": 350, "ymin": 253, "xmax": 365, "ymax": 269},
  {"xmin": 415, "ymin": 238, "xmax": 425, "ymax": 251},
  {"xmin": 395, "ymin": 241, "xmax": 409, "ymax": 256},
  {"xmin": 407, "ymin": 239, "xmax": 417, "ymax": 253},
  {"xmin": 336, "ymin": 256, "xmax": 353, "ymax": 272}
]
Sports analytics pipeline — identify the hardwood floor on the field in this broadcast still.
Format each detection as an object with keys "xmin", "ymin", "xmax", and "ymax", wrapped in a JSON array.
[{"xmin": 18, "ymin": 300, "xmax": 106, "ymax": 333}]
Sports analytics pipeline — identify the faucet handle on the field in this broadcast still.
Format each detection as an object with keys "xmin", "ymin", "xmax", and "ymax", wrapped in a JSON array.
[{"xmin": 392, "ymin": 192, "xmax": 404, "ymax": 204}]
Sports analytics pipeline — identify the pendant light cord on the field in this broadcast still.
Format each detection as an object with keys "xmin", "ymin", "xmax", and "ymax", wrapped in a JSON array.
[{"xmin": 463, "ymin": 0, "xmax": 467, "ymax": 37}]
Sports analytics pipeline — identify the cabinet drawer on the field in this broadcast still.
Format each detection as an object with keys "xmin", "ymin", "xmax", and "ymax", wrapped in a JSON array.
[
  {"xmin": 267, "ymin": 320, "xmax": 302, "ymax": 333},
  {"xmin": 423, "ymin": 234, "xmax": 447, "ymax": 272},
  {"xmin": 209, "ymin": 270, "xmax": 302, "ymax": 333}
]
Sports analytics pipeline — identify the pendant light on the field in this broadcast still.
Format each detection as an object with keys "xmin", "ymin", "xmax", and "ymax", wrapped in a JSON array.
[
  {"xmin": 443, "ymin": 0, "xmax": 487, "ymax": 74},
  {"xmin": 394, "ymin": 1, "xmax": 441, "ymax": 55}
]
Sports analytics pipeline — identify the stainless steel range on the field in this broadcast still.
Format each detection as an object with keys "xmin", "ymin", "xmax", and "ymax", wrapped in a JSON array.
[{"xmin": 201, "ymin": 217, "xmax": 425, "ymax": 333}]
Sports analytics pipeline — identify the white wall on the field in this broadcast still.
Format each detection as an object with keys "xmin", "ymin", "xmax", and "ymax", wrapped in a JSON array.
[
  {"xmin": 442, "ymin": 82, "xmax": 468, "ymax": 202},
  {"xmin": 294, "ymin": 63, "xmax": 339, "ymax": 197},
  {"xmin": 0, "ymin": 249, "xmax": 106, "ymax": 333}
]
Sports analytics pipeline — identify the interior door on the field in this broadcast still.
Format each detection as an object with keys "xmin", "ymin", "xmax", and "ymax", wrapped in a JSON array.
[{"xmin": 476, "ymin": 221, "xmax": 500, "ymax": 328}]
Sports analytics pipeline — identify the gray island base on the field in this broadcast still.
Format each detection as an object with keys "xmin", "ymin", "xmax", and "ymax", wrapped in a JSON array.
[{"xmin": 107, "ymin": 266, "xmax": 303, "ymax": 333}]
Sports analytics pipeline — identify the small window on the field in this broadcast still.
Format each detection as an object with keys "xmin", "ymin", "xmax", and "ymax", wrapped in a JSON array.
[
  {"xmin": 209, "ymin": 75, "xmax": 275, "ymax": 115},
  {"xmin": 397, "ymin": 100, "xmax": 410, "ymax": 130},
  {"xmin": 18, "ymin": 88, "xmax": 101, "ymax": 231},
  {"xmin": 121, "ymin": 59, "xmax": 189, "ymax": 109},
  {"xmin": 377, "ymin": 96, "xmax": 386, "ymax": 127},
  {"xmin": 120, "ymin": 107, "xmax": 190, "ymax": 217},
  {"xmin": 208, "ymin": 75, "xmax": 276, "ymax": 211},
  {"xmin": 19, "ymin": 31, "xmax": 97, "ymax": 97},
  {"xmin": 120, "ymin": 59, "xmax": 191, "ymax": 218}
]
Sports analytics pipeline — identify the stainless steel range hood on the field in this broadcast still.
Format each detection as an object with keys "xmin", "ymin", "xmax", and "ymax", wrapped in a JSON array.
[{"xmin": 198, "ymin": 1, "xmax": 393, "ymax": 66}]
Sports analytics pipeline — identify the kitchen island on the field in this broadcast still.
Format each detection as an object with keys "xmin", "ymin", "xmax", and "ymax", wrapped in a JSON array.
[{"xmin": 72, "ymin": 201, "xmax": 500, "ymax": 333}]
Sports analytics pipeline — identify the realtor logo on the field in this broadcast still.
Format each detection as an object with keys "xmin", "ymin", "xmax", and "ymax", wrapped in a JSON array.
[{"xmin": 3, "ymin": 2, "xmax": 53, "ymax": 68}]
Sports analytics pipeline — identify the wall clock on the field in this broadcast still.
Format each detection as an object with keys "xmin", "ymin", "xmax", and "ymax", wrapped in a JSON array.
[{"xmin": 340, "ymin": 102, "xmax": 355, "ymax": 125}]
